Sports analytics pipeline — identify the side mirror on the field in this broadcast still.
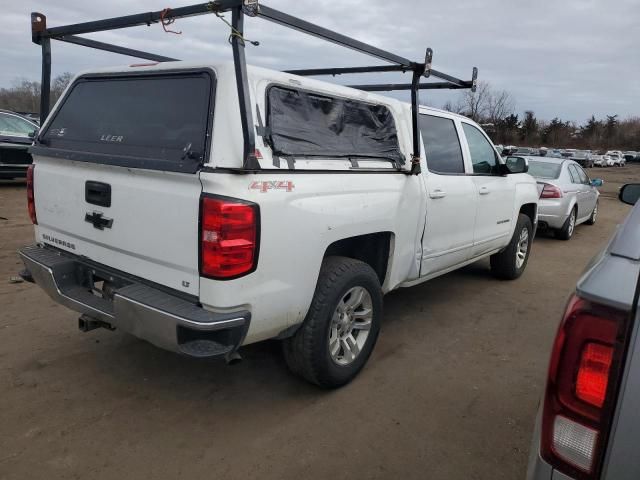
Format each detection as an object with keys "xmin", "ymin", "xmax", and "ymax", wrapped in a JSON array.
[
  {"xmin": 28, "ymin": 129, "xmax": 38, "ymax": 139},
  {"xmin": 619, "ymin": 184, "xmax": 640, "ymax": 205},
  {"xmin": 590, "ymin": 178, "xmax": 603, "ymax": 187},
  {"xmin": 505, "ymin": 156, "xmax": 529, "ymax": 174}
]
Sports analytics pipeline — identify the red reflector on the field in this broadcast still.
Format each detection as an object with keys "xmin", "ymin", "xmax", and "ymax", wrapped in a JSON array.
[
  {"xmin": 200, "ymin": 196, "xmax": 258, "ymax": 279},
  {"xmin": 540, "ymin": 183, "xmax": 563, "ymax": 198},
  {"xmin": 576, "ymin": 343, "xmax": 613, "ymax": 408},
  {"xmin": 26, "ymin": 164, "xmax": 37, "ymax": 225}
]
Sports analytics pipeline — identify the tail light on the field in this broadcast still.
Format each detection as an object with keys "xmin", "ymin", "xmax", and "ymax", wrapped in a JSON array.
[
  {"xmin": 199, "ymin": 195, "xmax": 259, "ymax": 279},
  {"xmin": 540, "ymin": 183, "xmax": 563, "ymax": 199},
  {"xmin": 26, "ymin": 164, "xmax": 37, "ymax": 224},
  {"xmin": 541, "ymin": 294, "xmax": 630, "ymax": 478}
]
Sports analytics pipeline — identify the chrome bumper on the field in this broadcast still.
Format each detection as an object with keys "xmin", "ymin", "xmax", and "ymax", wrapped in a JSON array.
[{"xmin": 19, "ymin": 244, "xmax": 250, "ymax": 358}]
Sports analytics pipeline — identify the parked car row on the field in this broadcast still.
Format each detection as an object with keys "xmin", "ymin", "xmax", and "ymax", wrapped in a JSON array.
[
  {"xmin": 0, "ymin": 109, "xmax": 38, "ymax": 179},
  {"xmin": 499, "ymin": 145, "xmax": 635, "ymax": 169}
]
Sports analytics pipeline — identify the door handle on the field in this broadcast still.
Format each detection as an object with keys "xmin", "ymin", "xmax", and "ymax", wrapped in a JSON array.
[
  {"xmin": 429, "ymin": 189, "xmax": 447, "ymax": 199},
  {"xmin": 479, "ymin": 186, "xmax": 490, "ymax": 195}
]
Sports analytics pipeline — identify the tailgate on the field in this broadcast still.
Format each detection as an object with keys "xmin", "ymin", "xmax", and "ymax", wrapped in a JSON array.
[
  {"xmin": 33, "ymin": 158, "xmax": 202, "ymax": 295},
  {"xmin": 30, "ymin": 70, "xmax": 215, "ymax": 296}
]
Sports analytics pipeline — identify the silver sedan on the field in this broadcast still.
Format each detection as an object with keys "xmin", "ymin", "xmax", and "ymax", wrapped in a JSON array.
[{"xmin": 526, "ymin": 157, "xmax": 602, "ymax": 240}]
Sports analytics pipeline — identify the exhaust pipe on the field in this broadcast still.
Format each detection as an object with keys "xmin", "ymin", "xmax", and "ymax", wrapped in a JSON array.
[{"xmin": 225, "ymin": 350, "xmax": 242, "ymax": 365}]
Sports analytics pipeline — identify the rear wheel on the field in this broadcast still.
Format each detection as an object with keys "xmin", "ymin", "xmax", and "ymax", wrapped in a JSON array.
[
  {"xmin": 585, "ymin": 201, "xmax": 598, "ymax": 225},
  {"xmin": 490, "ymin": 214, "xmax": 533, "ymax": 280},
  {"xmin": 282, "ymin": 256, "xmax": 382, "ymax": 388},
  {"xmin": 557, "ymin": 207, "xmax": 577, "ymax": 240}
]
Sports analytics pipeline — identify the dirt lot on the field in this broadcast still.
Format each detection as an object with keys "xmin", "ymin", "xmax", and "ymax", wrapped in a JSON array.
[{"xmin": 1, "ymin": 165, "xmax": 638, "ymax": 480}]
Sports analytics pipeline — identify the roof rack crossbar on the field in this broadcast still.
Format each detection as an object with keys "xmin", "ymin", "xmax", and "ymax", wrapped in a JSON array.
[
  {"xmin": 31, "ymin": 1, "xmax": 478, "ymax": 175},
  {"xmin": 347, "ymin": 81, "xmax": 473, "ymax": 92},
  {"xmin": 33, "ymin": 1, "xmax": 243, "ymax": 40},
  {"xmin": 285, "ymin": 65, "xmax": 410, "ymax": 77},
  {"xmin": 58, "ymin": 35, "xmax": 179, "ymax": 62}
]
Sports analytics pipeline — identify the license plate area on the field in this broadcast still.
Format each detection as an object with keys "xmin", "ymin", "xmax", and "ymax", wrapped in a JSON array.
[{"xmin": 73, "ymin": 263, "xmax": 132, "ymax": 301}]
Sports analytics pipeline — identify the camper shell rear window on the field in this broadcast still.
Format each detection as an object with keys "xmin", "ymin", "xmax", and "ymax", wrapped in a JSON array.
[
  {"xmin": 37, "ymin": 71, "xmax": 214, "ymax": 174},
  {"xmin": 266, "ymin": 86, "xmax": 404, "ymax": 165}
]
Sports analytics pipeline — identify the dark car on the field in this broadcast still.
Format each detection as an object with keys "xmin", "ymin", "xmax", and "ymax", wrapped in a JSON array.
[{"xmin": 0, "ymin": 109, "xmax": 38, "ymax": 179}]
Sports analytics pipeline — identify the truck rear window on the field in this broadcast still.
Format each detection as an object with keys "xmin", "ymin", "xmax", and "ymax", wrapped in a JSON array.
[
  {"xmin": 40, "ymin": 72, "xmax": 213, "ymax": 173},
  {"xmin": 266, "ymin": 86, "xmax": 403, "ymax": 165}
]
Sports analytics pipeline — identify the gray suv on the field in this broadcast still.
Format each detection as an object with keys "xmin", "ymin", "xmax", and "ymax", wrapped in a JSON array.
[{"xmin": 526, "ymin": 183, "xmax": 640, "ymax": 479}]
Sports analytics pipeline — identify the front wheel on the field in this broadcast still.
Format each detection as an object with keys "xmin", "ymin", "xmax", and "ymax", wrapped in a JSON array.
[
  {"xmin": 282, "ymin": 256, "xmax": 382, "ymax": 388},
  {"xmin": 585, "ymin": 201, "xmax": 598, "ymax": 225},
  {"xmin": 490, "ymin": 214, "xmax": 533, "ymax": 280}
]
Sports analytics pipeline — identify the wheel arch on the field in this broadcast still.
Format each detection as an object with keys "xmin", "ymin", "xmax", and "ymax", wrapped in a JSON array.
[
  {"xmin": 519, "ymin": 202, "xmax": 537, "ymax": 227},
  {"xmin": 323, "ymin": 231, "xmax": 394, "ymax": 287}
]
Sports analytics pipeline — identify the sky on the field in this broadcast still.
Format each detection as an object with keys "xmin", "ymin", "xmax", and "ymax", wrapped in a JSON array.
[{"xmin": 2, "ymin": 0, "xmax": 639, "ymax": 123}]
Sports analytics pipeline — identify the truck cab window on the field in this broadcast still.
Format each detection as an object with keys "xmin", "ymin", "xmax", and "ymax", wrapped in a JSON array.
[
  {"xmin": 418, "ymin": 114, "xmax": 465, "ymax": 174},
  {"xmin": 462, "ymin": 123, "xmax": 499, "ymax": 174}
]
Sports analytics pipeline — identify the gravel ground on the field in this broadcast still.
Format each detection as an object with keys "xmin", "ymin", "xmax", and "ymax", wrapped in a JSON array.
[{"xmin": 1, "ymin": 164, "xmax": 638, "ymax": 480}]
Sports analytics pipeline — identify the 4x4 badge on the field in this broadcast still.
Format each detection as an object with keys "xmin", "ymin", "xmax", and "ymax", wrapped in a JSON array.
[{"xmin": 85, "ymin": 211, "xmax": 113, "ymax": 230}]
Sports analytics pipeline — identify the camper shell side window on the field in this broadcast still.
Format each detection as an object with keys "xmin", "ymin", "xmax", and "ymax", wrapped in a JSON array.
[{"xmin": 265, "ymin": 85, "xmax": 404, "ymax": 166}]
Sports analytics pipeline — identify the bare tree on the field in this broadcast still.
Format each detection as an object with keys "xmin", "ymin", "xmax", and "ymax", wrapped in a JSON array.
[
  {"xmin": 486, "ymin": 89, "xmax": 515, "ymax": 124},
  {"xmin": 441, "ymin": 99, "xmax": 465, "ymax": 114},
  {"xmin": 458, "ymin": 80, "xmax": 490, "ymax": 122}
]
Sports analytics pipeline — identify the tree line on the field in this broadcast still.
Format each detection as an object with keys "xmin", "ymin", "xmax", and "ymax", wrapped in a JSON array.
[
  {"xmin": 1, "ymin": 74, "xmax": 638, "ymax": 151},
  {"xmin": 443, "ymin": 81, "xmax": 639, "ymax": 151},
  {"xmin": 0, "ymin": 73, "xmax": 72, "ymax": 115}
]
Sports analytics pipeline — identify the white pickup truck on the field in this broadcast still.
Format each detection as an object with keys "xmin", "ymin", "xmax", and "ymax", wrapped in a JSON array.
[{"xmin": 20, "ymin": 61, "xmax": 538, "ymax": 387}]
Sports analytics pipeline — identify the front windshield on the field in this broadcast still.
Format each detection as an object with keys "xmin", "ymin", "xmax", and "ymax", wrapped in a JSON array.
[
  {"xmin": 0, "ymin": 113, "xmax": 36, "ymax": 138},
  {"xmin": 528, "ymin": 161, "xmax": 562, "ymax": 179}
]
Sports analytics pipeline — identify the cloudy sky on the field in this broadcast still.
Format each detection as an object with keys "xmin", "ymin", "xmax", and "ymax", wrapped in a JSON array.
[{"xmin": 2, "ymin": 0, "xmax": 639, "ymax": 122}]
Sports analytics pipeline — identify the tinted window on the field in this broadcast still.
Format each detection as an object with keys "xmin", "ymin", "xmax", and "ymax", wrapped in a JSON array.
[
  {"xmin": 267, "ymin": 86, "xmax": 403, "ymax": 164},
  {"xmin": 575, "ymin": 165, "xmax": 589, "ymax": 184},
  {"xmin": 528, "ymin": 161, "xmax": 562, "ymax": 179},
  {"xmin": 568, "ymin": 165, "xmax": 580, "ymax": 183},
  {"xmin": 41, "ymin": 73, "xmax": 213, "ymax": 173},
  {"xmin": 0, "ymin": 113, "xmax": 36, "ymax": 138},
  {"xmin": 418, "ymin": 114, "xmax": 464, "ymax": 174},
  {"xmin": 462, "ymin": 123, "xmax": 498, "ymax": 174}
]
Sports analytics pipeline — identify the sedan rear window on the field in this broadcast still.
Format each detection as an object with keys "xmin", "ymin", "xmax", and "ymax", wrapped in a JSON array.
[
  {"xmin": 40, "ymin": 72, "xmax": 214, "ymax": 173},
  {"xmin": 528, "ymin": 161, "xmax": 562, "ymax": 179}
]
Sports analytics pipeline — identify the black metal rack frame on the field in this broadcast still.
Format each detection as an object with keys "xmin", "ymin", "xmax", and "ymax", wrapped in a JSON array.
[{"xmin": 31, "ymin": 0, "xmax": 477, "ymax": 173}]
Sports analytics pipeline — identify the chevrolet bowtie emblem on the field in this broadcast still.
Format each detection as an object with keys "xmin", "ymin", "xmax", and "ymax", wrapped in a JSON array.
[{"xmin": 85, "ymin": 211, "xmax": 113, "ymax": 230}]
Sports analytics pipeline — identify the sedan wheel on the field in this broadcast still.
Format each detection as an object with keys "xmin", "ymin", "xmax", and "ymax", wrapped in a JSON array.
[
  {"xmin": 586, "ymin": 202, "xmax": 598, "ymax": 225},
  {"xmin": 557, "ymin": 208, "xmax": 577, "ymax": 240}
]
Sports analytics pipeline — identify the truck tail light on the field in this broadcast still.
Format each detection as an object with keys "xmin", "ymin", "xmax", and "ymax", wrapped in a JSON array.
[
  {"xmin": 541, "ymin": 294, "xmax": 630, "ymax": 478},
  {"xmin": 199, "ymin": 195, "xmax": 259, "ymax": 279},
  {"xmin": 540, "ymin": 183, "xmax": 563, "ymax": 199},
  {"xmin": 26, "ymin": 164, "xmax": 37, "ymax": 224}
]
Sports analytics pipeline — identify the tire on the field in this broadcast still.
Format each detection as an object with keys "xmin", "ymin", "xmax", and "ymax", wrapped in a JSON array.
[
  {"xmin": 282, "ymin": 256, "xmax": 382, "ymax": 388},
  {"xmin": 585, "ymin": 201, "xmax": 598, "ymax": 225},
  {"xmin": 557, "ymin": 207, "xmax": 577, "ymax": 240},
  {"xmin": 490, "ymin": 213, "xmax": 533, "ymax": 280}
]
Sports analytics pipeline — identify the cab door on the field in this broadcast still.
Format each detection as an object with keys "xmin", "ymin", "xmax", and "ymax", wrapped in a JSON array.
[
  {"xmin": 460, "ymin": 122, "xmax": 515, "ymax": 257},
  {"xmin": 419, "ymin": 113, "xmax": 476, "ymax": 277}
]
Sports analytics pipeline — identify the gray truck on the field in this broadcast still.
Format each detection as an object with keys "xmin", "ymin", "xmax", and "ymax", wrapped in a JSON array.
[{"xmin": 526, "ymin": 183, "xmax": 640, "ymax": 479}]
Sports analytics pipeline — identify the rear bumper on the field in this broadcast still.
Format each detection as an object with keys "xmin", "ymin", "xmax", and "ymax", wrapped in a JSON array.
[
  {"xmin": 19, "ymin": 244, "xmax": 250, "ymax": 358},
  {"xmin": 538, "ymin": 199, "xmax": 569, "ymax": 229}
]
